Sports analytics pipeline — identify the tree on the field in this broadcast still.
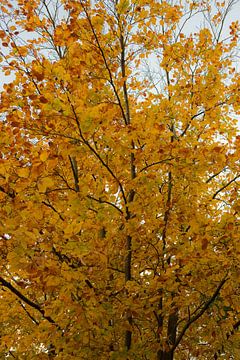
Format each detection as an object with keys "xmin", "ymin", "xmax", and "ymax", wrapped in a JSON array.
[{"xmin": 0, "ymin": 0, "xmax": 240, "ymax": 358}]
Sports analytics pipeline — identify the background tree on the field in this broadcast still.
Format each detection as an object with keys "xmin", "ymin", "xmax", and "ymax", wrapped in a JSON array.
[{"xmin": 0, "ymin": 0, "xmax": 240, "ymax": 359}]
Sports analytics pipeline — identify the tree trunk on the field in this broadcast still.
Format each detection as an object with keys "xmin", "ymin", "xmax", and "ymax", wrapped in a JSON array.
[
  {"xmin": 157, "ymin": 310, "xmax": 178, "ymax": 360},
  {"xmin": 157, "ymin": 349, "xmax": 174, "ymax": 360}
]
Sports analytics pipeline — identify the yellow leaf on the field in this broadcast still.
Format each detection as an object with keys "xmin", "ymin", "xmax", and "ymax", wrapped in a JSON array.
[
  {"xmin": 18, "ymin": 167, "xmax": 30, "ymax": 178},
  {"xmin": 40, "ymin": 151, "xmax": 48, "ymax": 162},
  {"xmin": 38, "ymin": 177, "xmax": 54, "ymax": 192}
]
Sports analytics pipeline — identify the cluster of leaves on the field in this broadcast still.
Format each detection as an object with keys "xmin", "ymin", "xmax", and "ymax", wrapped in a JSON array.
[{"xmin": 0, "ymin": 0, "xmax": 240, "ymax": 359}]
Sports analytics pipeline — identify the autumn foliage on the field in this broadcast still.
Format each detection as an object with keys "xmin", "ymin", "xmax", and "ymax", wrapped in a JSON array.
[{"xmin": 0, "ymin": 0, "xmax": 240, "ymax": 359}]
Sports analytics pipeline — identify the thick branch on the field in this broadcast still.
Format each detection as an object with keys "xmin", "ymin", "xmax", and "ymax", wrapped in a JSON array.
[
  {"xmin": 69, "ymin": 155, "xmax": 80, "ymax": 192},
  {"xmin": 119, "ymin": 22, "xmax": 130, "ymax": 125},
  {"xmin": 173, "ymin": 276, "xmax": 228, "ymax": 351},
  {"xmin": 0, "ymin": 276, "xmax": 60, "ymax": 329},
  {"xmin": 212, "ymin": 175, "xmax": 239, "ymax": 199},
  {"xmin": 19, "ymin": 301, "xmax": 39, "ymax": 325},
  {"xmin": 206, "ymin": 167, "xmax": 227, "ymax": 183}
]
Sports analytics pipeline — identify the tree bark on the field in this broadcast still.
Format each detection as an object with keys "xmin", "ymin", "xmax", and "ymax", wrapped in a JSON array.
[{"xmin": 157, "ymin": 349, "xmax": 174, "ymax": 360}]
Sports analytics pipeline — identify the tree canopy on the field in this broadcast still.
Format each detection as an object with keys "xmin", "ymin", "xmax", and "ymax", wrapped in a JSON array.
[{"xmin": 0, "ymin": 0, "xmax": 240, "ymax": 359}]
